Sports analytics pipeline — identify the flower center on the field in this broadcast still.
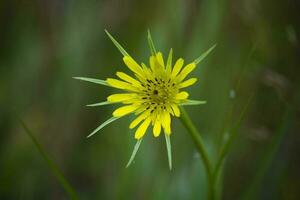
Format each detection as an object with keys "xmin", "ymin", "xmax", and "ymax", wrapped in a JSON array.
[{"xmin": 141, "ymin": 77, "xmax": 178, "ymax": 108}]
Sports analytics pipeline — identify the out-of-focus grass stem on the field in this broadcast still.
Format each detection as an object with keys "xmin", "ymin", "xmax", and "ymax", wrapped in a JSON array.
[
  {"xmin": 214, "ymin": 44, "xmax": 257, "ymax": 199},
  {"xmin": 16, "ymin": 114, "xmax": 79, "ymax": 200},
  {"xmin": 214, "ymin": 94, "xmax": 253, "ymax": 181}
]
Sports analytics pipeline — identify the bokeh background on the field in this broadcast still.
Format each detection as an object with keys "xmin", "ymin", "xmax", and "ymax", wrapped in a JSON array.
[{"xmin": 1, "ymin": 0, "xmax": 300, "ymax": 199}]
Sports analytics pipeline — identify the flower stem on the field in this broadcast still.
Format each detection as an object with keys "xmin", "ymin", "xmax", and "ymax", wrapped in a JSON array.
[{"xmin": 179, "ymin": 107, "xmax": 214, "ymax": 200}]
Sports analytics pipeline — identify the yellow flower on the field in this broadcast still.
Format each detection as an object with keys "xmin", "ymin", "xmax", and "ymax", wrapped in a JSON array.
[
  {"xmin": 109, "ymin": 52, "xmax": 196, "ymax": 135},
  {"xmin": 74, "ymin": 30, "xmax": 215, "ymax": 168}
]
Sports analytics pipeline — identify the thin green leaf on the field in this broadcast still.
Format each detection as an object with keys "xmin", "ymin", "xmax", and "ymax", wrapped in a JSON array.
[
  {"xmin": 126, "ymin": 139, "xmax": 143, "ymax": 168},
  {"xmin": 194, "ymin": 44, "xmax": 217, "ymax": 65},
  {"xmin": 16, "ymin": 115, "xmax": 79, "ymax": 200},
  {"xmin": 105, "ymin": 30, "xmax": 129, "ymax": 56},
  {"xmin": 165, "ymin": 134, "xmax": 172, "ymax": 170},
  {"xmin": 166, "ymin": 48, "xmax": 173, "ymax": 72},
  {"xmin": 73, "ymin": 77, "xmax": 109, "ymax": 86},
  {"xmin": 86, "ymin": 101, "xmax": 113, "ymax": 107},
  {"xmin": 87, "ymin": 116, "xmax": 121, "ymax": 138},
  {"xmin": 179, "ymin": 100, "xmax": 207, "ymax": 106},
  {"xmin": 147, "ymin": 29, "xmax": 157, "ymax": 55},
  {"xmin": 214, "ymin": 94, "xmax": 253, "ymax": 184}
]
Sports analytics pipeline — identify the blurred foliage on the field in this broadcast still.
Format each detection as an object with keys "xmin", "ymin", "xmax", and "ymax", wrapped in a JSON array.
[{"xmin": 0, "ymin": 0, "xmax": 300, "ymax": 199}]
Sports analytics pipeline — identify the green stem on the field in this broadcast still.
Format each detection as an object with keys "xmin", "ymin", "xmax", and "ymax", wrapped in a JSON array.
[{"xmin": 179, "ymin": 107, "xmax": 214, "ymax": 200}]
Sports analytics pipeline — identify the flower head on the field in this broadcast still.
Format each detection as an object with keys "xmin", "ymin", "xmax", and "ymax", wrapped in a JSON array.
[
  {"xmin": 74, "ymin": 30, "xmax": 215, "ymax": 168},
  {"xmin": 107, "ymin": 52, "xmax": 198, "ymax": 139}
]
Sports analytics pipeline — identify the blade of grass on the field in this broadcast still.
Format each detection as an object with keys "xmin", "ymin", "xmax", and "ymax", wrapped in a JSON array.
[
  {"xmin": 235, "ymin": 43, "xmax": 257, "ymax": 92},
  {"xmin": 214, "ymin": 94, "xmax": 254, "ymax": 180},
  {"xmin": 213, "ymin": 44, "xmax": 258, "ymax": 200},
  {"xmin": 216, "ymin": 43, "xmax": 257, "ymax": 147},
  {"xmin": 214, "ymin": 44, "xmax": 258, "ymax": 169},
  {"xmin": 211, "ymin": 94, "xmax": 253, "ymax": 200},
  {"xmin": 16, "ymin": 115, "xmax": 79, "ymax": 200}
]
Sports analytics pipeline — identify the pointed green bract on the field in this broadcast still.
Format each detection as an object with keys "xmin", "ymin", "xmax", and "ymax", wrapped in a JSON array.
[
  {"xmin": 86, "ymin": 101, "xmax": 114, "ymax": 107},
  {"xmin": 165, "ymin": 134, "xmax": 172, "ymax": 170},
  {"xmin": 147, "ymin": 29, "xmax": 157, "ymax": 56},
  {"xmin": 126, "ymin": 139, "xmax": 143, "ymax": 168},
  {"xmin": 87, "ymin": 116, "xmax": 121, "ymax": 138},
  {"xmin": 105, "ymin": 30, "xmax": 129, "ymax": 56},
  {"xmin": 166, "ymin": 48, "xmax": 173, "ymax": 72},
  {"xmin": 180, "ymin": 100, "xmax": 207, "ymax": 106},
  {"xmin": 73, "ymin": 77, "xmax": 109, "ymax": 86},
  {"xmin": 194, "ymin": 44, "xmax": 217, "ymax": 65}
]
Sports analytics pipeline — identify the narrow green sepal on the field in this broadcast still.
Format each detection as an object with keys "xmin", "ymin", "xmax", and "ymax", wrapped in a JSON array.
[
  {"xmin": 179, "ymin": 100, "xmax": 207, "ymax": 106},
  {"xmin": 87, "ymin": 116, "xmax": 121, "ymax": 138},
  {"xmin": 86, "ymin": 101, "xmax": 113, "ymax": 107},
  {"xmin": 105, "ymin": 30, "xmax": 129, "ymax": 56},
  {"xmin": 194, "ymin": 44, "xmax": 217, "ymax": 65},
  {"xmin": 147, "ymin": 29, "xmax": 157, "ymax": 56},
  {"xmin": 165, "ymin": 134, "xmax": 172, "ymax": 170},
  {"xmin": 73, "ymin": 77, "xmax": 109, "ymax": 86},
  {"xmin": 126, "ymin": 139, "xmax": 143, "ymax": 168}
]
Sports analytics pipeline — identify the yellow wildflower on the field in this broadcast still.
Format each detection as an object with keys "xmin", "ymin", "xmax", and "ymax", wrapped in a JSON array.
[{"xmin": 74, "ymin": 30, "xmax": 215, "ymax": 168}]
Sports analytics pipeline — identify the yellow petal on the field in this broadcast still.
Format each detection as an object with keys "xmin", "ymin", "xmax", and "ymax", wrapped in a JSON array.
[
  {"xmin": 156, "ymin": 52, "xmax": 165, "ymax": 67},
  {"xmin": 113, "ymin": 105, "xmax": 138, "ymax": 117},
  {"xmin": 150, "ymin": 55, "xmax": 164, "ymax": 73},
  {"xmin": 176, "ymin": 91, "xmax": 189, "ymax": 100},
  {"xmin": 149, "ymin": 56, "xmax": 156, "ymax": 71},
  {"xmin": 162, "ymin": 112, "xmax": 171, "ymax": 134},
  {"xmin": 134, "ymin": 65, "xmax": 148, "ymax": 83},
  {"xmin": 106, "ymin": 78, "xmax": 138, "ymax": 92},
  {"xmin": 178, "ymin": 78, "xmax": 197, "ymax": 88},
  {"xmin": 166, "ymin": 48, "xmax": 173, "ymax": 73},
  {"xmin": 170, "ymin": 104, "xmax": 180, "ymax": 117},
  {"xmin": 141, "ymin": 63, "xmax": 153, "ymax": 79},
  {"xmin": 107, "ymin": 93, "xmax": 136, "ymax": 102},
  {"xmin": 123, "ymin": 56, "xmax": 144, "ymax": 76},
  {"xmin": 171, "ymin": 58, "xmax": 184, "ymax": 77},
  {"xmin": 116, "ymin": 72, "xmax": 141, "ymax": 87},
  {"xmin": 129, "ymin": 111, "xmax": 149, "ymax": 129},
  {"xmin": 153, "ymin": 121, "xmax": 161, "ymax": 137},
  {"xmin": 135, "ymin": 117, "xmax": 151, "ymax": 139},
  {"xmin": 134, "ymin": 104, "xmax": 149, "ymax": 115},
  {"xmin": 176, "ymin": 63, "xmax": 196, "ymax": 82},
  {"xmin": 166, "ymin": 105, "xmax": 174, "ymax": 116}
]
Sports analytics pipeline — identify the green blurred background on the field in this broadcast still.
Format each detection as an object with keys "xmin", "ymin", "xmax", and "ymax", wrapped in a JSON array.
[{"xmin": 1, "ymin": 0, "xmax": 299, "ymax": 199}]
